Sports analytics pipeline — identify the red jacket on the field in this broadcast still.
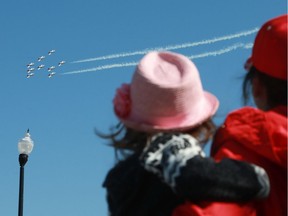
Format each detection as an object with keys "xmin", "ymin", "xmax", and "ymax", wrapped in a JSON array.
[{"xmin": 173, "ymin": 106, "xmax": 287, "ymax": 216}]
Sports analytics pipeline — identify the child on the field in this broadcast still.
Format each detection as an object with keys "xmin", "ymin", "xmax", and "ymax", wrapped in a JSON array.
[
  {"xmin": 142, "ymin": 14, "xmax": 287, "ymax": 216},
  {"xmin": 99, "ymin": 51, "xmax": 269, "ymax": 216}
]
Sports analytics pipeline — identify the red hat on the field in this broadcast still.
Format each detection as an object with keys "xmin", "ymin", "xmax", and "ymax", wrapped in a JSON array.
[{"xmin": 247, "ymin": 14, "xmax": 287, "ymax": 80}]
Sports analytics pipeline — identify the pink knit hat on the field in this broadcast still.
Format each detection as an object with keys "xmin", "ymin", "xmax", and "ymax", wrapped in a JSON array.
[{"xmin": 113, "ymin": 51, "xmax": 219, "ymax": 132}]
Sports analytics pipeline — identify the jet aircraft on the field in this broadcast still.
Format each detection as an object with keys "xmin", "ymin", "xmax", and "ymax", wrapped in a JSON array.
[
  {"xmin": 37, "ymin": 64, "xmax": 45, "ymax": 70},
  {"xmin": 27, "ymin": 68, "xmax": 35, "ymax": 73},
  {"xmin": 27, "ymin": 73, "xmax": 34, "ymax": 78},
  {"xmin": 48, "ymin": 50, "xmax": 56, "ymax": 55},
  {"xmin": 27, "ymin": 62, "xmax": 34, "ymax": 68},
  {"xmin": 48, "ymin": 66, "xmax": 55, "ymax": 72},
  {"xmin": 48, "ymin": 72, "xmax": 56, "ymax": 78},
  {"xmin": 58, "ymin": 61, "xmax": 65, "ymax": 66},
  {"xmin": 38, "ymin": 56, "xmax": 45, "ymax": 61}
]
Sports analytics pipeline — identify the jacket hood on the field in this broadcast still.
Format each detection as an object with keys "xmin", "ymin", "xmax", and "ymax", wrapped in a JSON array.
[{"xmin": 212, "ymin": 106, "xmax": 287, "ymax": 168}]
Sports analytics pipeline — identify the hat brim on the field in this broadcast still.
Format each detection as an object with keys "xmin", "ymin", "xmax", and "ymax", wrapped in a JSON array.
[{"xmin": 120, "ymin": 91, "xmax": 219, "ymax": 132}]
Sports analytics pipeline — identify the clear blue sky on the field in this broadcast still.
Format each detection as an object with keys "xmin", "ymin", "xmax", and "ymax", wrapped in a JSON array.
[{"xmin": 0, "ymin": 1, "xmax": 286, "ymax": 215}]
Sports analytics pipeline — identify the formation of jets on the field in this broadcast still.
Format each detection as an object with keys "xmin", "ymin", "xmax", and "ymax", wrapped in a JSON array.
[{"xmin": 25, "ymin": 49, "xmax": 66, "ymax": 79}]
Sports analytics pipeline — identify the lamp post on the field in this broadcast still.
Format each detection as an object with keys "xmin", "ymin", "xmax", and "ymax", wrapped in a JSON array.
[{"xmin": 18, "ymin": 129, "xmax": 34, "ymax": 216}]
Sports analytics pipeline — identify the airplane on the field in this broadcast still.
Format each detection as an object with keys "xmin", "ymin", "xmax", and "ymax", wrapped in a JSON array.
[
  {"xmin": 37, "ymin": 64, "xmax": 45, "ymax": 70},
  {"xmin": 27, "ymin": 62, "xmax": 34, "ymax": 68},
  {"xmin": 38, "ymin": 56, "xmax": 45, "ymax": 61},
  {"xmin": 47, "ymin": 66, "xmax": 55, "ymax": 72},
  {"xmin": 27, "ymin": 68, "xmax": 35, "ymax": 73},
  {"xmin": 48, "ymin": 50, "xmax": 56, "ymax": 55},
  {"xmin": 48, "ymin": 72, "xmax": 56, "ymax": 78},
  {"xmin": 27, "ymin": 73, "xmax": 34, "ymax": 78},
  {"xmin": 58, "ymin": 61, "xmax": 65, "ymax": 66}
]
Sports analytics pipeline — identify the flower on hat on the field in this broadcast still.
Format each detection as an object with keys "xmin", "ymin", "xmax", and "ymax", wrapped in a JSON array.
[{"xmin": 113, "ymin": 83, "xmax": 131, "ymax": 118}]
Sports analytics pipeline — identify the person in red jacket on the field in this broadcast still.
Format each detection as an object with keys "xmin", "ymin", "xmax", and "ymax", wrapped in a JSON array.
[
  {"xmin": 197, "ymin": 14, "xmax": 287, "ymax": 216},
  {"xmin": 141, "ymin": 14, "xmax": 287, "ymax": 216}
]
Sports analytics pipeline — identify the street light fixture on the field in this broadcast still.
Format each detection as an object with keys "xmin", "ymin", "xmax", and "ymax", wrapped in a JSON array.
[{"xmin": 18, "ymin": 129, "xmax": 34, "ymax": 216}]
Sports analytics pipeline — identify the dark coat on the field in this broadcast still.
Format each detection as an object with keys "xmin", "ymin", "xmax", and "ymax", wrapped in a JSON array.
[{"xmin": 103, "ymin": 153, "xmax": 185, "ymax": 216}]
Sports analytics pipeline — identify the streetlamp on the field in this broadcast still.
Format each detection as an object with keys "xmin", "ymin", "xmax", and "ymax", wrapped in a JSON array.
[{"xmin": 18, "ymin": 129, "xmax": 34, "ymax": 216}]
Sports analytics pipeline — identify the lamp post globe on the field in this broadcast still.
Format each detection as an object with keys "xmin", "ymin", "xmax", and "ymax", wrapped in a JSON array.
[
  {"xmin": 18, "ymin": 129, "xmax": 34, "ymax": 155},
  {"xmin": 18, "ymin": 129, "xmax": 34, "ymax": 216}
]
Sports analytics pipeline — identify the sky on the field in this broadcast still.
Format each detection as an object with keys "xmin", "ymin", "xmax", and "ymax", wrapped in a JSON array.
[{"xmin": 0, "ymin": 1, "xmax": 286, "ymax": 215}]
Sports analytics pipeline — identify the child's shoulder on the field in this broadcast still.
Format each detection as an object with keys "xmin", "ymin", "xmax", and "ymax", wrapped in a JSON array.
[
  {"xmin": 214, "ymin": 106, "xmax": 287, "ymax": 149},
  {"xmin": 223, "ymin": 106, "xmax": 264, "ymax": 128},
  {"xmin": 225, "ymin": 106, "xmax": 287, "ymax": 127}
]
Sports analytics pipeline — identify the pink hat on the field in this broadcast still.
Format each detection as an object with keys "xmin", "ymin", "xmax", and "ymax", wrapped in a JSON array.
[
  {"xmin": 113, "ymin": 51, "xmax": 219, "ymax": 132},
  {"xmin": 245, "ymin": 14, "xmax": 287, "ymax": 80}
]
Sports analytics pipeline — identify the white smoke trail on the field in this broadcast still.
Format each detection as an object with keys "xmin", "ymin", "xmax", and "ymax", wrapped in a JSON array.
[
  {"xmin": 188, "ymin": 42, "xmax": 253, "ymax": 59},
  {"xmin": 62, "ymin": 62, "xmax": 138, "ymax": 75},
  {"xmin": 62, "ymin": 42, "xmax": 253, "ymax": 75},
  {"xmin": 71, "ymin": 28, "xmax": 258, "ymax": 64}
]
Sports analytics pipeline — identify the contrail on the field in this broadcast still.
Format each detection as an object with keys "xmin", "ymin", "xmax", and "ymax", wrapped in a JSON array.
[
  {"xmin": 62, "ymin": 62, "xmax": 138, "ymax": 75},
  {"xmin": 71, "ymin": 28, "xmax": 258, "ymax": 64},
  {"xmin": 62, "ymin": 42, "xmax": 253, "ymax": 75},
  {"xmin": 188, "ymin": 42, "xmax": 253, "ymax": 59}
]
